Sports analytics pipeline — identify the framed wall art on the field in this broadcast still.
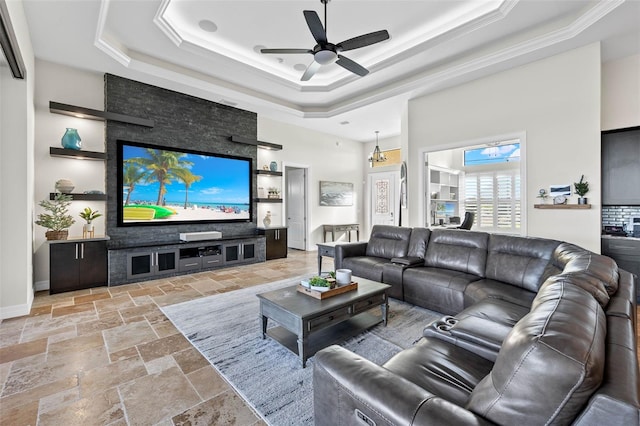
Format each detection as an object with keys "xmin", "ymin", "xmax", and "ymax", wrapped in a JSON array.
[{"xmin": 319, "ymin": 181, "xmax": 354, "ymax": 206}]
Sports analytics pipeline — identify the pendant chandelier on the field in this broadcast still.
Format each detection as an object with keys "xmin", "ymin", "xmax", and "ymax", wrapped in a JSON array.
[{"xmin": 369, "ymin": 131, "xmax": 387, "ymax": 166}]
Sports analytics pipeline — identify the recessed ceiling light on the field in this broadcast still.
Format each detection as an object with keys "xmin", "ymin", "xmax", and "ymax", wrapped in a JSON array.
[
  {"xmin": 293, "ymin": 63, "xmax": 307, "ymax": 71},
  {"xmin": 198, "ymin": 20, "xmax": 218, "ymax": 32},
  {"xmin": 340, "ymin": 121, "xmax": 350, "ymax": 125}
]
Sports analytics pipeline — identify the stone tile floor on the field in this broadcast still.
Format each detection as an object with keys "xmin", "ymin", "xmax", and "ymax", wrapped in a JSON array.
[
  {"xmin": 1, "ymin": 249, "xmax": 639, "ymax": 425},
  {"xmin": 0, "ymin": 249, "xmax": 318, "ymax": 425}
]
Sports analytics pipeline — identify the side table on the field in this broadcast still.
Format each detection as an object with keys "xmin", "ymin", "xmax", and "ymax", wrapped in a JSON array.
[{"xmin": 316, "ymin": 242, "xmax": 342, "ymax": 275}]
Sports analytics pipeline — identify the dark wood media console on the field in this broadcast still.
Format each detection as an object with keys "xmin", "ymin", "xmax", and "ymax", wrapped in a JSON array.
[{"xmin": 108, "ymin": 235, "xmax": 266, "ymax": 286}]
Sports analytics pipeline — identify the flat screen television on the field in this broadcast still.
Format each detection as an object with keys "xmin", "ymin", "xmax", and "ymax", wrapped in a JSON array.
[{"xmin": 116, "ymin": 140, "xmax": 252, "ymax": 226}]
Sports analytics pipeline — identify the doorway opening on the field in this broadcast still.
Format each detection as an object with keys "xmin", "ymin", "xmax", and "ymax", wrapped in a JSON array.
[{"xmin": 285, "ymin": 165, "xmax": 309, "ymax": 250}]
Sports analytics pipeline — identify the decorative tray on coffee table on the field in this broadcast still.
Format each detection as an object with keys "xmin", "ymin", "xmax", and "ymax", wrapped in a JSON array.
[{"xmin": 297, "ymin": 281, "xmax": 358, "ymax": 300}]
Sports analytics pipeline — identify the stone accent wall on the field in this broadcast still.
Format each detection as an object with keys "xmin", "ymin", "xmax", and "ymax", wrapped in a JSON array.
[
  {"xmin": 104, "ymin": 74, "xmax": 258, "ymax": 248},
  {"xmin": 602, "ymin": 206, "xmax": 640, "ymax": 228}
]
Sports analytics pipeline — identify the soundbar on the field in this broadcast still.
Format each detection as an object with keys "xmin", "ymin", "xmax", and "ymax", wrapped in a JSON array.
[{"xmin": 179, "ymin": 231, "xmax": 222, "ymax": 242}]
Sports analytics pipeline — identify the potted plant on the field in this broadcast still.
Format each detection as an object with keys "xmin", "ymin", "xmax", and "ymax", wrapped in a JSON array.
[
  {"xmin": 536, "ymin": 188, "xmax": 549, "ymax": 204},
  {"xmin": 574, "ymin": 175, "xmax": 590, "ymax": 205},
  {"xmin": 35, "ymin": 192, "xmax": 75, "ymax": 240},
  {"xmin": 79, "ymin": 207, "xmax": 102, "ymax": 237}
]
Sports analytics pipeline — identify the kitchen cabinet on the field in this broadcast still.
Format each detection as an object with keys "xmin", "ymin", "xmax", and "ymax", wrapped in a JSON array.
[
  {"xmin": 258, "ymin": 227, "xmax": 288, "ymax": 260},
  {"xmin": 49, "ymin": 239, "xmax": 108, "ymax": 294},
  {"xmin": 602, "ymin": 127, "xmax": 640, "ymax": 205},
  {"xmin": 602, "ymin": 237, "xmax": 640, "ymax": 300}
]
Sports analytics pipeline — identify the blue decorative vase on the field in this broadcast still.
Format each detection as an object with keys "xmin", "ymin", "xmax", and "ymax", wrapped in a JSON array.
[
  {"xmin": 270, "ymin": 161, "xmax": 277, "ymax": 172},
  {"xmin": 61, "ymin": 128, "xmax": 82, "ymax": 150}
]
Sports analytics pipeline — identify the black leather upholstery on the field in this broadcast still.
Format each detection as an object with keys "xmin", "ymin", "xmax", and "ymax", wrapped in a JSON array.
[
  {"xmin": 315, "ymin": 226, "xmax": 639, "ymax": 426},
  {"xmin": 365, "ymin": 225, "xmax": 412, "ymax": 259}
]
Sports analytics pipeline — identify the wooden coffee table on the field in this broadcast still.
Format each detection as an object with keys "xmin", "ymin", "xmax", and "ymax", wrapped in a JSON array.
[{"xmin": 257, "ymin": 277, "xmax": 390, "ymax": 367}]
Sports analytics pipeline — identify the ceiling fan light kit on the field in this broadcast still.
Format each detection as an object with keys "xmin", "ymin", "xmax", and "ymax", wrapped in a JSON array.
[{"xmin": 261, "ymin": 0, "xmax": 390, "ymax": 81}]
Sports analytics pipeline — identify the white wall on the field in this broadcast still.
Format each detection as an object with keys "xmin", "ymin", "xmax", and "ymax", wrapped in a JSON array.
[
  {"xmin": 32, "ymin": 60, "xmax": 105, "ymax": 289},
  {"xmin": 0, "ymin": 0, "xmax": 35, "ymax": 319},
  {"xmin": 407, "ymin": 43, "xmax": 602, "ymax": 252},
  {"xmin": 602, "ymin": 54, "xmax": 640, "ymax": 130},
  {"xmin": 257, "ymin": 117, "xmax": 365, "ymax": 247}
]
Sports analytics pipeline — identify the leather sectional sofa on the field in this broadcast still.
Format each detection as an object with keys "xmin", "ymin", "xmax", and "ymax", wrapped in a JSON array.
[{"xmin": 314, "ymin": 225, "xmax": 639, "ymax": 425}]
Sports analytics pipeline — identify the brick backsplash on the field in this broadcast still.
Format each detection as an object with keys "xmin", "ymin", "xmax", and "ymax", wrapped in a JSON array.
[{"xmin": 602, "ymin": 206, "xmax": 640, "ymax": 227}]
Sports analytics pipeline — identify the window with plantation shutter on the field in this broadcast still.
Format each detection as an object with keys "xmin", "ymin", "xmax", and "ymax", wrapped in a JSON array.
[{"xmin": 464, "ymin": 170, "xmax": 520, "ymax": 232}]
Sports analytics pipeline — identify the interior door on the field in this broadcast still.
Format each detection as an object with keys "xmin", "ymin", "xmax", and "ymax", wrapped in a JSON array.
[
  {"xmin": 286, "ymin": 167, "xmax": 306, "ymax": 250},
  {"xmin": 369, "ymin": 171, "xmax": 398, "ymax": 227}
]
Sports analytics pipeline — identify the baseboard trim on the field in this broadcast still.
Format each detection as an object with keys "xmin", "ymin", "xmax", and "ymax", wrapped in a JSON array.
[
  {"xmin": 34, "ymin": 280, "xmax": 50, "ymax": 292},
  {"xmin": 0, "ymin": 301, "xmax": 31, "ymax": 320}
]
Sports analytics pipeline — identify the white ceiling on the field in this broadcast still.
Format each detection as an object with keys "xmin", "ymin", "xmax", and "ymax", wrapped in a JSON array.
[{"xmin": 22, "ymin": 0, "xmax": 640, "ymax": 143}]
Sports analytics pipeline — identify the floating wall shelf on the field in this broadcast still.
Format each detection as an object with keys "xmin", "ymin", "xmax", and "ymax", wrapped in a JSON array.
[
  {"xmin": 255, "ymin": 170, "xmax": 283, "ymax": 177},
  {"xmin": 49, "ymin": 101, "xmax": 154, "ymax": 128},
  {"xmin": 255, "ymin": 198, "xmax": 283, "ymax": 203},
  {"xmin": 50, "ymin": 147, "xmax": 106, "ymax": 160},
  {"xmin": 50, "ymin": 193, "xmax": 107, "ymax": 201},
  {"xmin": 534, "ymin": 204, "xmax": 592, "ymax": 209},
  {"xmin": 229, "ymin": 135, "xmax": 282, "ymax": 150}
]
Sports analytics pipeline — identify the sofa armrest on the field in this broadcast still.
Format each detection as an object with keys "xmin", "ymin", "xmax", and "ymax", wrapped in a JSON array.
[
  {"xmin": 314, "ymin": 345, "xmax": 492, "ymax": 426},
  {"xmin": 391, "ymin": 256, "xmax": 424, "ymax": 267},
  {"xmin": 334, "ymin": 242, "xmax": 367, "ymax": 270}
]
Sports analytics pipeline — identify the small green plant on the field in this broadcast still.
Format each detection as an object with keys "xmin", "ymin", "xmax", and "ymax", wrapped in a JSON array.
[
  {"xmin": 537, "ymin": 189, "xmax": 548, "ymax": 199},
  {"xmin": 79, "ymin": 207, "xmax": 102, "ymax": 224},
  {"xmin": 327, "ymin": 271, "xmax": 336, "ymax": 279},
  {"xmin": 309, "ymin": 276, "xmax": 330, "ymax": 287},
  {"xmin": 574, "ymin": 175, "xmax": 589, "ymax": 197},
  {"xmin": 35, "ymin": 193, "xmax": 75, "ymax": 231}
]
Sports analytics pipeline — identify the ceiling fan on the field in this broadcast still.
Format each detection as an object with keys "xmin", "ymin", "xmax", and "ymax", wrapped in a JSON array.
[{"xmin": 260, "ymin": 0, "xmax": 390, "ymax": 81}]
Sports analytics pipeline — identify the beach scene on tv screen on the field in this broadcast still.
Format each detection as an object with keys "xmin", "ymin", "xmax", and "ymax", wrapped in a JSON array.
[{"xmin": 122, "ymin": 145, "xmax": 250, "ymax": 223}]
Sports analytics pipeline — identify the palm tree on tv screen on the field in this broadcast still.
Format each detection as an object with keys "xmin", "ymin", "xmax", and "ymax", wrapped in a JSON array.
[
  {"xmin": 173, "ymin": 168, "xmax": 203, "ymax": 209},
  {"xmin": 129, "ymin": 149, "xmax": 194, "ymax": 205},
  {"xmin": 122, "ymin": 161, "xmax": 149, "ymax": 206}
]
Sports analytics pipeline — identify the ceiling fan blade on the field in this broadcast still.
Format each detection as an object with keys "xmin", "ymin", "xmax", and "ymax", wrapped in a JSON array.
[
  {"xmin": 336, "ymin": 55, "xmax": 369, "ymax": 77},
  {"xmin": 337, "ymin": 30, "xmax": 390, "ymax": 52},
  {"xmin": 301, "ymin": 61, "xmax": 322, "ymax": 81},
  {"xmin": 260, "ymin": 48, "xmax": 312, "ymax": 54},
  {"xmin": 303, "ymin": 10, "xmax": 327, "ymax": 44}
]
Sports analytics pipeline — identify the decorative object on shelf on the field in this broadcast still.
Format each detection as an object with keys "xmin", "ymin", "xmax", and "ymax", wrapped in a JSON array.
[
  {"xmin": 35, "ymin": 192, "xmax": 75, "ymax": 240},
  {"xmin": 553, "ymin": 195, "xmax": 568, "ymax": 205},
  {"xmin": 267, "ymin": 187, "xmax": 280, "ymax": 199},
  {"xmin": 263, "ymin": 211, "xmax": 272, "ymax": 227},
  {"xmin": 262, "ymin": 164, "xmax": 269, "ymax": 170},
  {"xmin": 60, "ymin": 128, "xmax": 82, "ymax": 150},
  {"xmin": 574, "ymin": 174, "xmax": 590, "ymax": 205},
  {"xmin": 549, "ymin": 184, "xmax": 571, "ymax": 197},
  {"xmin": 55, "ymin": 178, "xmax": 75, "ymax": 194},
  {"xmin": 269, "ymin": 161, "xmax": 278, "ymax": 172},
  {"xmin": 258, "ymin": 187, "xmax": 266, "ymax": 198},
  {"xmin": 79, "ymin": 207, "xmax": 102, "ymax": 238},
  {"xmin": 536, "ymin": 188, "xmax": 549, "ymax": 203},
  {"xmin": 368, "ymin": 130, "xmax": 387, "ymax": 166}
]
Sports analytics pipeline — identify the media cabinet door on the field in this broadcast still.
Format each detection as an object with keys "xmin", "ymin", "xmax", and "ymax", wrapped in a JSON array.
[{"xmin": 50, "ymin": 240, "xmax": 107, "ymax": 294}]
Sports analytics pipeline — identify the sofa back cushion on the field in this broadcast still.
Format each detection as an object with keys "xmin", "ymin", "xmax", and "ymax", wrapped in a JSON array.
[
  {"xmin": 407, "ymin": 227, "xmax": 431, "ymax": 258},
  {"xmin": 467, "ymin": 279, "xmax": 606, "ymax": 425},
  {"xmin": 365, "ymin": 225, "xmax": 412, "ymax": 259},
  {"xmin": 424, "ymin": 230, "xmax": 489, "ymax": 277},
  {"xmin": 553, "ymin": 243, "xmax": 619, "ymax": 296},
  {"xmin": 485, "ymin": 234, "xmax": 561, "ymax": 293}
]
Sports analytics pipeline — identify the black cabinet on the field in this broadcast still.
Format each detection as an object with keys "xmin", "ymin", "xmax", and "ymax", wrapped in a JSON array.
[
  {"xmin": 50, "ymin": 239, "xmax": 107, "ymax": 294},
  {"xmin": 224, "ymin": 241, "xmax": 257, "ymax": 264},
  {"xmin": 602, "ymin": 127, "xmax": 640, "ymax": 205},
  {"xmin": 126, "ymin": 249, "xmax": 178, "ymax": 280},
  {"xmin": 602, "ymin": 237, "xmax": 640, "ymax": 300},
  {"xmin": 258, "ymin": 227, "xmax": 288, "ymax": 260},
  {"xmin": 178, "ymin": 245, "xmax": 223, "ymax": 272}
]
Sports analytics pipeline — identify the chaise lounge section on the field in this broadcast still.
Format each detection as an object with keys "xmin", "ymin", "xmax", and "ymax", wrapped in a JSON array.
[{"xmin": 315, "ymin": 226, "xmax": 639, "ymax": 425}]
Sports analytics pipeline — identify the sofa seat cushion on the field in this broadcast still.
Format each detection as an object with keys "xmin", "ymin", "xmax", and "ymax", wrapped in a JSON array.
[
  {"xmin": 383, "ymin": 338, "xmax": 493, "ymax": 406},
  {"xmin": 464, "ymin": 279, "xmax": 536, "ymax": 309},
  {"xmin": 341, "ymin": 256, "xmax": 388, "ymax": 282},
  {"xmin": 457, "ymin": 297, "xmax": 529, "ymax": 327},
  {"xmin": 403, "ymin": 267, "xmax": 482, "ymax": 315},
  {"xmin": 467, "ymin": 279, "xmax": 606, "ymax": 425}
]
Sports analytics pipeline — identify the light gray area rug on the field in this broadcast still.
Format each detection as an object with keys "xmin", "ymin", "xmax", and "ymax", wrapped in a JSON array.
[{"xmin": 161, "ymin": 277, "xmax": 441, "ymax": 426}]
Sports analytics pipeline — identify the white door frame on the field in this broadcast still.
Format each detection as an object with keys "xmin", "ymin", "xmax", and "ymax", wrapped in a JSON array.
[
  {"xmin": 283, "ymin": 162, "xmax": 310, "ymax": 251},
  {"xmin": 417, "ymin": 131, "xmax": 528, "ymax": 235}
]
